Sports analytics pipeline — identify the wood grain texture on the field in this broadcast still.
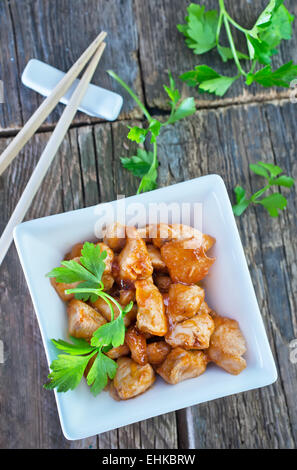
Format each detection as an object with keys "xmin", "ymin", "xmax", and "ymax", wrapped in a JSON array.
[
  {"xmin": 0, "ymin": 101, "xmax": 296, "ymax": 448},
  {"xmin": 135, "ymin": 0, "xmax": 297, "ymax": 109},
  {"xmin": 0, "ymin": 123, "xmax": 178, "ymax": 449},
  {"xmin": 0, "ymin": 0, "xmax": 143, "ymax": 131},
  {"xmin": 0, "ymin": 0, "xmax": 296, "ymax": 450},
  {"xmin": 157, "ymin": 102, "xmax": 297, "ymax": 449}
]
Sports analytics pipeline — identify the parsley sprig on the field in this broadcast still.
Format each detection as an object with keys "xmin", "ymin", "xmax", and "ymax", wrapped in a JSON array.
[
  {"xmin": 108, "ymin": 70, "xmax": 196, "ymax": 193},
  {"xmin": 44, "ymin": 242, "xmax": 133, "ymax": 395},
  {"xmin": 232, "ymin": 161, "xmax": 294, "ymax": 217},
  {"xmin": 178, "ymin": 0, "xmax": 297, "ymax": 96}
]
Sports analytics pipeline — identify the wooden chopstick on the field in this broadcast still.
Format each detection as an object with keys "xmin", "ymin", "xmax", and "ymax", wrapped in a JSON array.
[
  {"xmin": 0, "ymin": 42, "xmax": 106, "ymax": 267},
  {"xmin": 0, "ymin": 31, "xmax": 107, "ymax": 177}
]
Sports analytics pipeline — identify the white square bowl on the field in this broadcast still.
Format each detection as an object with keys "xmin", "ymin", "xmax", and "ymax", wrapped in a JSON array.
[{"xmin": 13, "ymin": 175, "xmax": 277, "ymax": 440}]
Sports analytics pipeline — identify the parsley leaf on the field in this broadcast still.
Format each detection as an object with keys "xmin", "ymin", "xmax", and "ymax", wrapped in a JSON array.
[
  {"xmin": 168, "ymin": 97, "xmax": 196, "ymax": 123},
  {"xmin": 232, "ymin": 186, "xmax": 250, "ymax": 216},
  {"xmin": 258, "ymin": 4, "xmax": 294, "ymax": 49},
  {"xmin": 177, "ymin": 4, "xmax": 219, "ymax": 54},
  {"xmin": 45, "ymin": 246, "xmax": 136, "ymax": 396},
  {"xmin": 80, "ymin": 242, "xmax": 107, "ymax": 281},
  {"xmin": 91, "ymin": 314, "xmax": 126, "ymax": 349},
  {"xmin": 232, "ymin": 161, "xmax": 294, "ymax": 217},
  {"xmin": 121, "ymin": 149, "xmax": 154, "ymax": 177},
  {"xmin": 255, "ymin": 161, "xmax": 283, "ymax": 177},
  {"xmin": 247, "ymin": 35, "xmax": 275, "ymax": 65},
  {"xmin": 271, "ymin": 175, "xmax": 295, "ymax": 187},
  {"xmin": 165, "ymin": 72, "xmax": 196, "ymax": 123},
  {"xmin": 47, "ymin": 242, "xmax": 107, "ymax": 302},
  {"xmin": 127, "ymin": 126, "xmax": 148, "ymax": 143},
  {"xmin": 257, "ymin": 192, "xmax": 287, "ymax": 217},
  {"xmin": 51, "ymin": 337, "xmax": 95, "ymax": 355},
  {"xmin": 179, "ymin": 1, "xmax": 296, "ymax": 96},
  {"xmin": 109, "ymin": 70, "xmax": 195, "ymax": 194},
  {"xmin": 44, "ymin": 352, "xmax": 96, "ymax": 392},
  {"xmin": 246, "ymin": 61, "xmax": 297, "ymax": 87},
  {"xmin": 217, "ymin": 45, "xmax": 249, "ymax": 63},
  {"xmin": 180, "ymin": 65, "xmax": 237, "ymax": 96},
  {"xmin": 86, "ymin": 350, "xmax": 118, "ymax": 396}
]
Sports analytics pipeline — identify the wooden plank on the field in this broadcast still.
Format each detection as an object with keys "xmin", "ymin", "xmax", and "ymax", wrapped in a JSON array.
[
  {"xmin": 135, "ymin": 0, "xmax": 297, "ymax": 109},
  {"xmin": 154, "ymin": 102, "xmax": 297, "ymax": 448},
  {"xmin": 0, "ymin": 122, "xmax": 178, "ymax": 449},
  {"xmin": 0, "ymin": 102, "xmax": 296, "ymax": 448},
  {"xmin": 0, "ymin": 0, "xmax": 143, "ymax": 132},
  {"xmin": 0, "ymin": 133, "xmax": 97, "ymax": 448}
]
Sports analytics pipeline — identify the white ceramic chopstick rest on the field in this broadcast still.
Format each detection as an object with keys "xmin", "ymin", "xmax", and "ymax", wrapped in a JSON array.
[{"xmin": 22, "ymin": 59, "xmax": 123, "ymax": 121}]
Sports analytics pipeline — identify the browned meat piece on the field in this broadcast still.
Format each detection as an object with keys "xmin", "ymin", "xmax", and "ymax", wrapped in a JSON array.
[
  {"xmin": 106, "ymin": 343, "xmax": 130, "ymax": 360},
  {"xmin": 142, "ymin": 223, "xmax": 215, "ymax": 251},
  {"xmin": 119, "ymin": 288, "xmax": 136, "ymax": 305},
  {"xmin": 67, "ymin": 299, "xmax": 106, "ymax": 341},
  {"xmin": 50, "ymin": 277, "xmax": 80, "ymax": 302},
  {"xmin": 170, "ymin": 224, "xmax": 215, "ymax": 251},
  {"xmin": 167, "ymin": 283, "xmax": 205, "ymax": 323},
  {"xmin": 103, "ymin": 222, "xmax": 126, "ymax": 252},
  {"xmin": 125, "ymin": 325, "xmax": 148, "ymax": 365},
  {"xmin": 154, "ymin": 274, "xmax": 171, "ymax": 293},
  {"xmin": 161, "ymin": 238, "xmax": 215, "ymax": 284},
  {"xmin": 117, "ymin": 227, "xmax": 153, "ymax": 281},
  {"xmin": 50, "ymin": 256, "xmax": 81, "ymax": 301},
  {"xmin": 90, "ymin": 297, "xmax": 137, "ymax": 327},
  {"xmin": 97, "ymin": 242, "xmax": 114, "ymax": 273},
  {"xmin": 198, "ymin": 300, "xmax": 212, "ymax": 315},
  {"xmin": 165, "ymin": 312, "xmax": 215, "ymax": 349},
  {"xmin": 69, "ymin": 242, "xmax": 84, "ymax": 259},
  {"xmin": 135, "ymin": 278, "xmax": 168, "ymax": 336},
  {"xmin": 101, "ymin": 273, "xmax": 114, "ymax": 291},
  {"xmin": 137, "ymin": 225, "xmax": 154, "ymax": 243},
  {"xmin": 206, "ymin": 315, "xmax": 247, "ymax": 375},
  {"xmin": 108, "ymin": 382, "xmax": 121, "ymax": 401},
  {"xmin": 147, "ymin": 341, "xmax": 171, "ymax": 365},
  {"xmin": 146, "ymin": 244, "xmax": 167, "ymax": 271},
  {"xmin": 157, "ymin": 347, "xmax": 208, "ymax": 384},
  {"xmin": 113, "ymin": 357, "xmax": 155, "ymax": 399}
]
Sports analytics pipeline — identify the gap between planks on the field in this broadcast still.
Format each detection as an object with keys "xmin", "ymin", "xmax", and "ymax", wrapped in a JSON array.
[{"xmin": 0, "ymin": 95, "xmax": 295, "ymax": 139}]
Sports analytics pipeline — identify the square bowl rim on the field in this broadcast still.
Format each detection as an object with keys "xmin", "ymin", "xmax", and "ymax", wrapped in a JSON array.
[{"xmin": 13, "ymin": 174, "xmax": 277, "ymax": 440}]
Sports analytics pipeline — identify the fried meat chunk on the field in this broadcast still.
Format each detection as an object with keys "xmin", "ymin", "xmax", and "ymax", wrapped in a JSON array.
[
  {"xmin": 117, "ymin": 227, "xmax": 153, "ymax": 281},
  {"xmin": 206, "ymin": 315, "xmax": 247, "ymax": 375},
  {"xmin": 113, "ymin": 357, "xmax": 155, "ymax": 399},
  {"xmin": 157, "ymin": 347, "xmax": 208, "ymax": 384},
  {"xmin": 167, "ymin": 283, "xmax": 205, "ymax": 323},
  {"xmin": 67, "ymin": 299, "xmax": 106, "ymax": 341},
  {"xmin": 106, "ymin": 343, "xmax": 130, "ymax": 360},
  {"xmin": 103, "ymin": 222, "xmax": 126, "ymax": 252},
  {"xmin": 165, "ymin": 312, "xmax": 215, "ymax": 349},
  {"xmin": 135, "ymin": 278, "xmax": 168, "ymax": 336},
  {"xmin": 146, "ymin": 244, "xmax": 167, "ymax": 271},
  {"xmin": 147, "ymin": 341, "xmax": 171, "ymax": 365},
  {"xmin": 161, "ymin": 238, "xmax": 215, "ymax": 284},
  {"xmin": 140, "ymin": 223, "xmax": 215, "ymax": 251},
  {"xmin": 125, "ymin": 325, "xmax": 148, "ymax": 365},
  {"xmin": 90, "ymin": 297, "xmax": 137, "ymax": 327}
]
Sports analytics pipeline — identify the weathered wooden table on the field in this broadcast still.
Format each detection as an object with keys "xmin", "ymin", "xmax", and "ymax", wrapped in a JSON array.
[{"xmin": 0, "ymin": 0, "xmax": 296, "ymax": 449}]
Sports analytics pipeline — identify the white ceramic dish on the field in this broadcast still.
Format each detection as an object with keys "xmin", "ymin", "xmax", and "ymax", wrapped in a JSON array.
[{"xmin": 13, "ymin": 175, "xmax": 277, "ymax": 440}]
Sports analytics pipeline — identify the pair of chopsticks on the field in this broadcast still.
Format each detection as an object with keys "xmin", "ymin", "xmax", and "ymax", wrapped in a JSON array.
[{"xmin": 0, "ymin": 31, "xmax": 107, "ymax": 266}]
